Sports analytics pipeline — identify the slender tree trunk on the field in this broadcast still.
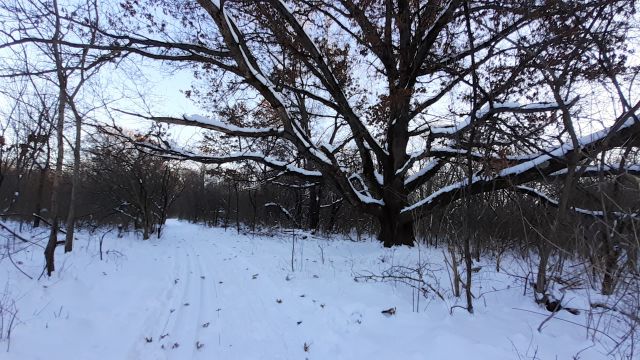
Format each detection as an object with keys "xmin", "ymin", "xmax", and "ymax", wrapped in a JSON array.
[
  {"xmin": 234, "ymin": 182, "xmax": 240, "ymax": 234},
  {"xmin": 294, "ymin": 189, "xmax": 303, "ymax": 227},
  {"xmin": 224, "ymin": 183, "xmax": 231, "ymax": 230},
  {"xmin": 44, "ymin": 0, "xmax": 66, "ymax": 276},
  {"xmin": 327, "ymin": 199, "xmax": 341, "ymax": 233},
  {"xmin": 463, "ymin": 224, "xmax": 474, "ymax": 313},
  {"xmin": 601, "ymin": 246, "xmax": 619, "ymax": 295},
  {"xmin": 33, "ymin": 166, "xmax": 47, "ymax": 228},
  {"xmin": 449, "ymin": 243, "xmax": 461, "ymax": 298},
  {"xmin": 534, "ymin": 81, "xmax": 580, "ymax": 294},
  {"xmin": 142, "ymin": 206, "xmax": 150, "ymax": 240},
  {"xmin": 44, "ymin": 85, "xmax": 65, "ymax": 275},
  {"xmin": 462, "ymin": 0, "xmax": 477, "ymax": 313},
  {"xmin": 474, "ymin": 235, "xmax": 481, "ymax": 262},
  {"xmin": 535, "ymin": 242, "xmax": 550, "ymax": 294},
  {"xmin": 308, "ymin": 183, "xmax": 321, "ymax": 231},
  {"xmin": 143, "ymin": 223, "xmax": 150, "ymax": 240},
  {"xmin": 248, "ymin": 189, "xmax": 257, "ymax": 232},
  {"xmin": 64, "ymin": 109, "xmax": 82, "ymax": 252}
]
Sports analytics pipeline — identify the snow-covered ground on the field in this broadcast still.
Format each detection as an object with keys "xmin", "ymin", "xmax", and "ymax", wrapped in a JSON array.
[{"xmin": 0, "ymin": 220, "xmax": 623, "ymax": 359}]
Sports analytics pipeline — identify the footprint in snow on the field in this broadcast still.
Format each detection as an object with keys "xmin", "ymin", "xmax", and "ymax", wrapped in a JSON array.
[{"xmin": 350, "ymin": 311, "xmax": 363, "ymax": 324}]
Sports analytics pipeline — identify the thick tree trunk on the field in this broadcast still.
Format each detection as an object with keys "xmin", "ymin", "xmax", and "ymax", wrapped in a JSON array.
[
  {"xmin": 377, "ymin": 176, "xmax": 414, "ymax": 247},
  {"xmin": 378, "ymin": 212, "xmax": 414, "ymax": 247}
]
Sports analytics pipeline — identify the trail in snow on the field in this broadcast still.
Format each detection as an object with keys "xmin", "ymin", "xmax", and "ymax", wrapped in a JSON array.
[{"xmin": 1, "ymin": 220, "xmax": 620, "ymax": 360}]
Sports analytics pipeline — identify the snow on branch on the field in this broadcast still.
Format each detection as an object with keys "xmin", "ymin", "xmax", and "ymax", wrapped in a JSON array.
[
  {"xmin": 550, "ymin": 164, "xmax": 640, "ymax": 177},
  {"xmin": 352, "ymin": 190, "xmax": 385, "ymax": 206},
  {"xmin": 134, "ymin": 138, "xmax": 323, "ymax": 179},
  {"xmin": 264, "ymin": 202, "xmax": 297, "ymax": 225},
  {"xmin": 348, "ymin": 173, "xmax": 385, "ymax": 206},
  {"xmin": 404, "ymin": 159, "xmax": 441, "ymax": 188},
  {"xmin": 184, "ymin": 114, "xmax": 284, "ymax": 136},
  {"xmin": 498, "ymin": 117, "xmax": 639, "ymax": 178},
  {"xmin": 115, "ymin": 110, "xmax": 284, "ymax": 137},
  {"xmin": 320, "ymin": 197, "xmax": 343, "ymax": 208},
  {"xmin": 402, "ymin": 177, "xmax": 474, "ymax": 214},
  {"xmin": 514, "ymin": 186, "xmax": 638, "ymax": 219},
  {"xmin": 400, "ymin": 110, "xmax": 640, "ymax": 218},
  {"xmin": 430, "ymin": 101, "xmax": 567, "ymax": 137},
  {"xmin": 271, "ymin": 181, "xmax": 320, "ymax": 189}
]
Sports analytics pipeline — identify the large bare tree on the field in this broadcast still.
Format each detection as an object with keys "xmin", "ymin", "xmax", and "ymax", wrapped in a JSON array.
[
  {"xmin": 4, "ymin": 0, "xmax": 640, "ymax": 247},
  {"xmin": 129, "ymin": 0, "xmax": 640, "ymax": 246}
]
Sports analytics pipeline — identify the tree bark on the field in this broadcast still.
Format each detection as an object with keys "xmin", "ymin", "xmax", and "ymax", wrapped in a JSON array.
[
  {"xmin": 44, "ymin": 0, "xmax": 66, "ymax": 276},
  {"xmin": 142, "ymin": 207, "xmax": 150, "ymax": 240},
  {"xmin": 535, "ymin": 242, "xmax": 550, "ymax": 294},
  {"xmin": 64, "ymin": 107, "xmax": 82, "ymax": 252},
  {"xmin": 33, "ymin": 166, "xmax": 47, "ymax": 228},
  {"xmin": 234, "ymin": 181, "xmax": 240, "ymax": 234},
  {"xmin": 378, "ymin": 211, "xmax": 414, "ymax": 247},
  {"xmin": 308, "ymin": 183, "xmax": 321, "ymax": 231},
  {"xmin": 601, "ymin": 244, "xmax": 620, "ymax": 295}
]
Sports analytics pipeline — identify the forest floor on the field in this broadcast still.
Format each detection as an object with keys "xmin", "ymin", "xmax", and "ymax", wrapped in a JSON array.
[{"xmin": 0, "ymin": 220, "xmax": 625, "ymax": 359}]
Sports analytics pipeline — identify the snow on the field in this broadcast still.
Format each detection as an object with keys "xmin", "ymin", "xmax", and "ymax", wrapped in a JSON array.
[
  {"xmin": 550, "ymin": 163, "xmax": 640, "ymax": 176},
  {"xmin": 402, "ymin": 178, "xmax": 473, "ymax": 213},
  {"xmin": 516, "ymin": 185, "xmax": 639, "ymax": 219},
  {"xmin": 404, "ymin": 159, "xmax": 440, "ymax": 186},
  {"xmin": 352, "ymin": 189, "xmax": 385, "ymax": 206},
  {"xmin": 265, "ymin": 202, "xmax": 293, "ymax": 220},
  {"xmin": 348, "ymin": 173, "xmax": 384, "ymax": 206},
  {"xmin": 183, "ymin": 114, "xmax": 282, "ymax": 135},
  {"xmin": 500, "ymin": 116, "xmax": 637, "ymax": 177},
  {"xmin": 0, "ymin": 221, "xmax": 625, "ymax": 359},
  {"xmin": 430, "ymin": 102, "xmax": 559, "ymax": 135},
  {"xmin": 160, "ymin": 145, "xmax": 323, "ymax": 178},
  {"xmin": 402, "ymin": 116, "xmax": 639, "ymax": 213},
  {"xmin": 374, "ymin": 171, "xmax": 384, "ymax": 185}
]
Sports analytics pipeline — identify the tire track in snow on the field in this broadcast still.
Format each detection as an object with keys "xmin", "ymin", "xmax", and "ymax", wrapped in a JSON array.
[
  {"xmin": 189, "ymin": 242, "xmax": 215, "ymax": 358},
  {"xmin": 127, "ymin": 242, "xmax": 185, "ymax": 360},
  {"xmin": 159, "ymin": 242, "xmax": 200, "ymax": 360},
  {"xmin": 130, "ymin": 231, "xmax": 306, "ymax": 359}
]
